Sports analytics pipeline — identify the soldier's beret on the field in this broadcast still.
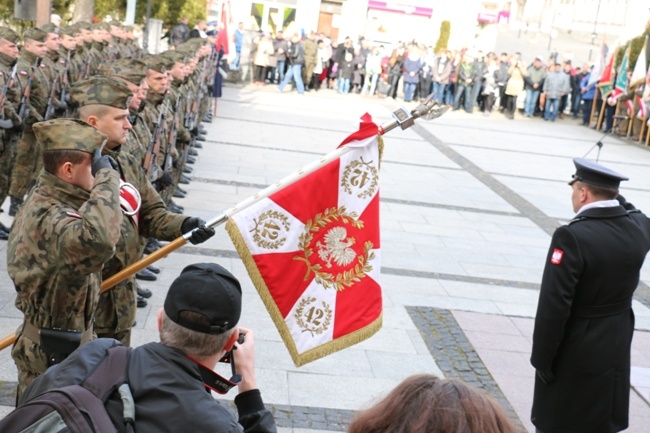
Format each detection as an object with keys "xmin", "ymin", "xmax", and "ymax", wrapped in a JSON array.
[
  {"xmin": 59, "ymin": 26, "xmax": 79, "ymax": 37},
  {"xmin": 34, "ymin": 119, "xmax": 107, "ymax": 153},
  {"xmin": 71, "ymin": 76, "xmax": 132, "ymax": 109},
  {"xmin": 98, "ymin": 59, "xmax": 147, "ymax": 85},
  {"xmin": 0, "ymin": 27, "xmax": 20, "ymax": 44},
  {"xmin": 23, "ymin": 28, "xmax": 48, "ymax": 43},
  {"xmin": 569, "ymin": 158, "xmax": 629, "ymax": 189},
  {"xmin": 144, "ymin": 56, "xmax": 169, "ymax": 74},
  {"xmin": 40, "ymin": 23, "xmax": 59, "ymax": 35}
]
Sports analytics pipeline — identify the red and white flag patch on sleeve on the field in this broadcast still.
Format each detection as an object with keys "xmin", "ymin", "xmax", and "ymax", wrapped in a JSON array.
[{"xmin": 551, "ymin": 248, "xmax": 564, "ymax": 265}]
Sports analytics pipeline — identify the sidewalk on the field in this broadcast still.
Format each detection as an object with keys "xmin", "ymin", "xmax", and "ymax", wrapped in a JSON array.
[{"xmin": 0, "ymin": 83, "xmax": 649, "ymax": 432}]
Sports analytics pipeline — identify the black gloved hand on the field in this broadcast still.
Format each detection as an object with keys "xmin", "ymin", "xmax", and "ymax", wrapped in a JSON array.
[
  {"xmin": 159, "ymin": 171, "xmax": 174, "ymax": 188},
  {"xmin": 536, "ymin": 369, "xmax": 555, "ymax": 385},
  {"xmin": 91, "ymin": 148, "xmax": 118, "ymax": 176},
  {"xmin": 0, "ymin": 119, "xmax": 12, "ymax": 129},
  {"xmin": 181, "ymin": 217, "xmax": 215, "ymax": 245}
]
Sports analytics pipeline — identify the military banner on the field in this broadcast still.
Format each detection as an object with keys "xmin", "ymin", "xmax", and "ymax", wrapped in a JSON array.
[{"xmin": 226, "ymin": 114, "xmax": 383, "ymax": 366}]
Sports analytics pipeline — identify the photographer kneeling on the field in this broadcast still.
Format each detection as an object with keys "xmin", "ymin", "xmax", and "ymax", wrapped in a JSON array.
[{"xmin": 20, "ymin": 263, "xmax": 277, "ymax": 433}]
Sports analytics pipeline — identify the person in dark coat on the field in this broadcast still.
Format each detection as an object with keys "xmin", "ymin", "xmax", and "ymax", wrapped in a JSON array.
[{"xmin": 531, "ymin": 158, "xmax": 650, "ymax": 433}]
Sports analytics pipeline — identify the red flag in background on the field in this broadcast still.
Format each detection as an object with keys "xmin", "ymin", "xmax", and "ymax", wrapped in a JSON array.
[
  {"xmin": 226, "ymin": 114, "xmax": 383, "ymax": 366},
  {"xmin": 216, "ymin": 2, "xmax": 229, "ymax": 55}
]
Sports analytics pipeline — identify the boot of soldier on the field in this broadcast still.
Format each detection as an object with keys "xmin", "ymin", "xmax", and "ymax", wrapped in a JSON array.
[
  {"xmin": 179, "ymin": 174, "xmax": 191, "ymax": 185},
  {"xmin": 173, "ymin": 188, "xmax": 186, "ymax": 199},
  {"xmin": 193, "ymin": 141, "xmax": 203, "ymax": 149},
  {"xmin": 8, "ymin": 196, "xmax": 23, "ymax": 217},
  {"xmin": 188, "ymin": 148, "xmax": 199, "ymax": 156},
  {"xmin": 137, "ymin": 295, "xmax": 148, "ymax": 308},
  {"xmin": 144, "ymin": 238, "xmax": 161, "ymax": 255},
  {"xmin": 186, "ymin": 156, "xmax": 196, "ymax": 165},
  {"xmin": 183, "ymin": 166, "xmax": 193, "ymax": 173}
]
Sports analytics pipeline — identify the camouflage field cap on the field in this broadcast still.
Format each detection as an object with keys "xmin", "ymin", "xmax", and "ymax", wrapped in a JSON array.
[
  {"xmin": 76, "ymin": 21, "xmax": 91, "ymax": 31},
  {"xmin": 144, "ymin": 56, "xmax": 169, "ymax": 74},
  {"xmin": 40, "ymin": 23, "xmax": 59, "ymax": 35},
  {"xmin": 34, "ymin": 119, "xmax": 107, "ymax": 153},
  {"xmin": 59, "ymin": 26, "xmax": 79, "ymax": 37},
  {"xmin": 161, "ymin": 50, "xmax": 187, "ymax": 64},
  {"xmin": 0, "ymin": 27, "xmax": 20, "ymax": 44},
  {"xmin": 71, "ymin": 76, "xmax": 132, "ymax": 109},
  {"xmin": 23, "ymin": 28, "xmax": 48, "ymax": 43},
  {"xmin": 99, "ymin": 59, "xmax": 147, "ymax": 85}
]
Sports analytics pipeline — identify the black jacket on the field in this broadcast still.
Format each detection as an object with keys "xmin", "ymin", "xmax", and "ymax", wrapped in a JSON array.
[
  {"xmin": 531, "ymin": 202, "xmax": 650, "ymax": 433},
  {"xmin": 22, "ymin": 339, "xmax": 277, "ymax": 433}
]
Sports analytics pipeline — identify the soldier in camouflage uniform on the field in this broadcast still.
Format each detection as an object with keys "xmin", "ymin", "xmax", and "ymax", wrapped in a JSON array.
[
  {"xmin": 72, "ymin": 76, "xmax": 215, "ymax": 345},
  {"xmin": 8, "ymin": 118, "xmax": 123, "ymax": 399},
  {"xmin": 9, "ymin": 28, "xmax": 54, "ymax": 216},
  {"xmin": 0, "ymin": 27, "xmax": 22, "ymax": 239},
  {"xmin": 58, "ymin": 26, "xmax": 80, "ymax": 87}
]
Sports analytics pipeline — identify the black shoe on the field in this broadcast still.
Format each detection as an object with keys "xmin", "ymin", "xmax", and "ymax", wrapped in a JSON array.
[
  {"xmin": 170, "ymin": 199, "xmax": 184, "ymax": 211},
  {"xmin": 176, "ymin": 186, "xmax": 187, "ymax": 194},
  {"xmin": 199, "ymin": 126, "xmax": 207, "ymax": 134},
  {"xmin": 0, "ymin": 222, "xmax": 10, "ymax": 233},
  {"xmin": 0, "ymin": 228, "xmax": 8, "ymax": 240},
  {"xmin": 186, "ymin": 156, "xmax": 196, "ymax": 164},
  {"xmin": 136, "ymin": 268, "xmax": 158, "ymax": 281},
  {"xmin": 188, "ymin": 148, "xmax": 198, "ymax": 156},
  {"xmin": 137, "ymin": 284, "xmax": 153, "ymax": 298},
  {"xmin": 167, "ymin": 204, "xmax": 183, "ymax": 214},
  {"xmin": 193, "ymin": 142, "xmax": 203, "ymax": 149},
  {"xmin": 179, "ymin": 174, "xmax": 191, "ymax": 184},
  {"xmin": 147, "ymin": 265, "xmax": 161, "ymax": 274},
  {"xmin": 203, "ymin": 116, "xmax": 212, "ymax": 123},
  {"xmin": 183, "ymin": 166, "xmax": 193, "ymax": 174},
  {"xmin": 8, "ymin": 196, "xmax": 23, "ymax": 217},
  {"xmin": 137, "ymin": 295, "xmax": 148, "ymax": 308},
  {"xmin": 144, "ymin": 238, "xmax": 161, "ymax": 254},
  {"xmin": 173, "ymin": 188, "xmax": 186, "ymax": 199},
  {"xmin": 195, "ymin": 136, "xmax": 206, "ymax": 142}
]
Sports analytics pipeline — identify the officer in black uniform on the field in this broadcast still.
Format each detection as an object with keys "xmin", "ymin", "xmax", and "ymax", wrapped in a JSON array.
[{"xmin": 531, "ymin": 158, "xmax": 650, "ymax": 433}]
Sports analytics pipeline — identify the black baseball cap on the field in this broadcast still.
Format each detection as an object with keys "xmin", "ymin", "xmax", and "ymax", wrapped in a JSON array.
[
  {"xmin": 569, "ymin": 158, "xmax": 629, "ymax": 189},
  {"xmin": 164, "ymin": 263, "xmax": 242, "ymax": 335}
]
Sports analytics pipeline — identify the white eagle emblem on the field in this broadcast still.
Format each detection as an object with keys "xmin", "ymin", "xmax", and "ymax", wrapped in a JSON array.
[{"xmin": 316, "ymin": 227, "xmax": 356, "ymax": 268}]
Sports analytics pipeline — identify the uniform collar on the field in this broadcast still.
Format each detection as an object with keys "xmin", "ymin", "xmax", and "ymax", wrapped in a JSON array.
[{"xmin": 38, "ymin": 170, "xmax": 90, "ymax": 208}]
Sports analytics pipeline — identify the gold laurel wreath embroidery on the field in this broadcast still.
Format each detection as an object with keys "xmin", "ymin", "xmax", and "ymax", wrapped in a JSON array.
[
  {"xmin": 340, "ymin": 157, "xmax": 379, "ymax": 199},
  {"xmin": 294, "ymin": 206, "xmax": 374, "ymax": 291},
  {"xmin": 250, "ymin": 210, "xmax": 291, "ymax": 250},
  {"xmin": 295, "ymin": 297, "xmax": 333, "ymax": 336}
]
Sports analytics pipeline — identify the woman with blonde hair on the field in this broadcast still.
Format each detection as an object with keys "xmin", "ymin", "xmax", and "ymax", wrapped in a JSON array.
[{"xmin": 348, "ymin": 374, "xmax": 518, "ymax": 433}]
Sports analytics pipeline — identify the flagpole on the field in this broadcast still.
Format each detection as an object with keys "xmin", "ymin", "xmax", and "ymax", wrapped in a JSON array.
[{"xmin": 0, "ymin": 98, "xmax": 449, "ymax": 352}]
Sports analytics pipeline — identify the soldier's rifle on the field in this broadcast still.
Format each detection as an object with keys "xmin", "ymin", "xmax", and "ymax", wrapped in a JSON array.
[
  {"xmin": 184, "ymin": 88, "xmax": 194, "ymax": 130},
  {"xmin": 17, "ymin": 58, "xmax": 42, "ymax": 124},
  {"xmin": 0, "ymin": 98, "xmax": 450, "ymax": 352},
  {"xmin": 143, "ymin": 100, "xmax": 168, "ymax": 181},
  {"xmin": 0, "ymin": 63, "xmax": 18, "ymax": 119},
  {"xmin": 165, "ymin": 94, "xmax": 182, "ymax": 172},
  {"xmin": 59, "ymin": 51, "xmax": 72, "ymax": 107},
  {"xmin": 81, "ymin": 51, "xmax": 93, "ymax": 80},
  {"xmin": 44, "ymin": 74, "xmax": 60, "ymax": 120}
]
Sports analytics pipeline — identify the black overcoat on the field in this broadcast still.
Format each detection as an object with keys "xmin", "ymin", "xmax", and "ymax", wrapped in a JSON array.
[{"xmin": 531, "ymin": 204, "xmax": 650, "ymax": 433}]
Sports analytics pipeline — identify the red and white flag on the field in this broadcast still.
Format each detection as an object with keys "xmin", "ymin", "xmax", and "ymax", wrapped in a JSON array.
[{"xmin": 227, "ymin": 115, "xmax": 383, "ymax": 366}]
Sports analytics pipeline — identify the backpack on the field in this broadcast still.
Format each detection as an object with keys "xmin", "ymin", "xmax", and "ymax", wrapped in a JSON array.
[{"xmin": 0, "ymin": 345, "xmax": 134, "ymax": 433}]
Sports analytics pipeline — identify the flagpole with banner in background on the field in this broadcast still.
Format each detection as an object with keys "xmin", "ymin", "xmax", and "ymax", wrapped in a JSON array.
[{"xmin": 0, "ymin": 97, "xmax": 448, "ymax": 358}]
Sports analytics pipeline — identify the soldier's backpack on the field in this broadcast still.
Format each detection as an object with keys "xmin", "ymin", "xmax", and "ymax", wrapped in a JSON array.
[{"xmin": 0, "ymin": 343, "xmax": 134, "ymax": 433}]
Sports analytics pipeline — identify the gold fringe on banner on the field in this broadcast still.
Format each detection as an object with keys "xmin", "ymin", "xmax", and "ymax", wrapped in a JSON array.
[{"xmin": 225, "ymin": 133, "xmax": 385, "ymax": 366}]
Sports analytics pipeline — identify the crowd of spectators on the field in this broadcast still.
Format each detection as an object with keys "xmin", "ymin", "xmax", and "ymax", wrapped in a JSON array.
[{"xmin": 246, "ymin": 31, "xmax": 609, "ymax": 127}]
